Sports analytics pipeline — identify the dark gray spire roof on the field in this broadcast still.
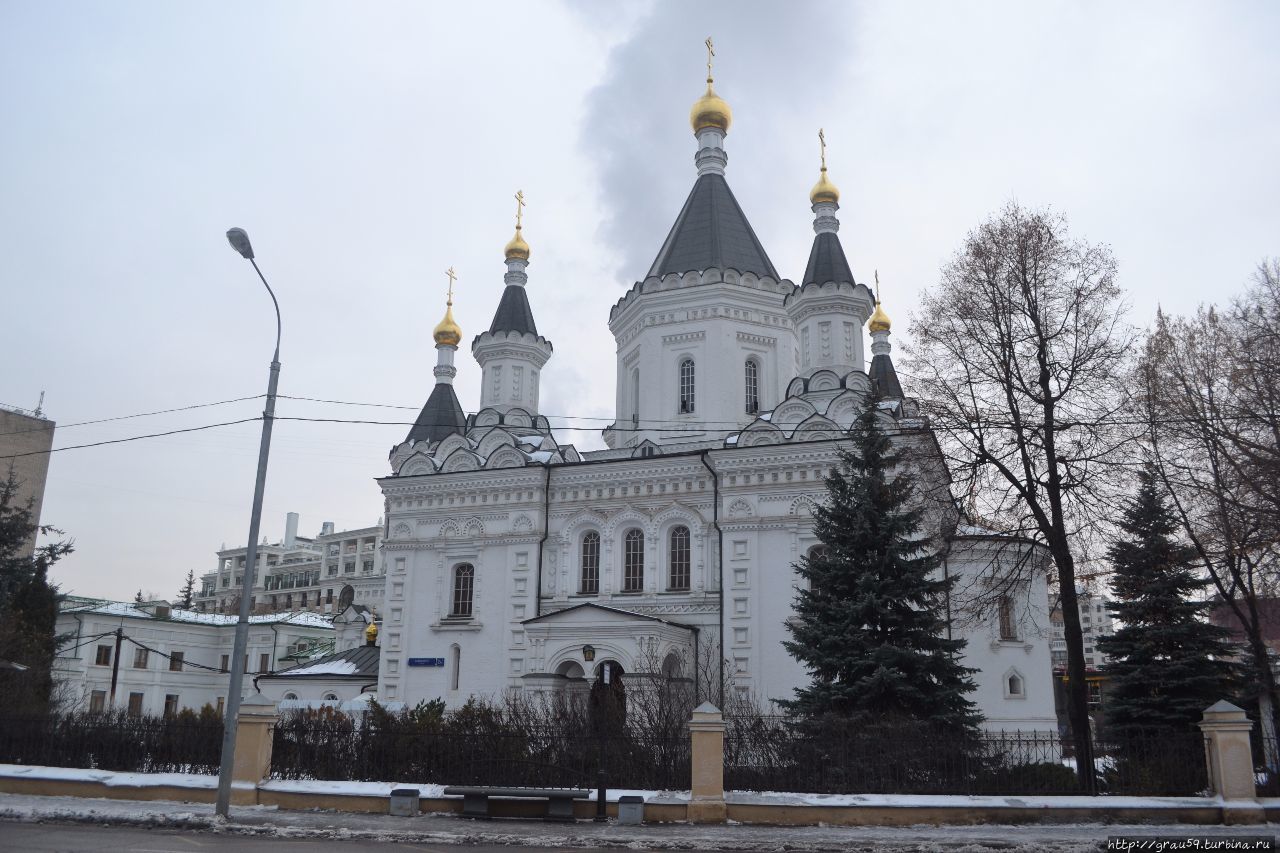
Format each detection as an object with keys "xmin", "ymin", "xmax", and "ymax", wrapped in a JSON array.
[
  {"xmin": 406, "ymin": 383, "xmax": 466, "ymax": 445},
  {"xmin": 647, "ymin": 174, "xmax": 778, "ymax": 279},
  {"xmin": 870, "ymin": 352, "xmax": 904, "ymax": 399},
  {"xmin": 489, "ymin": 284, "xmax": 538, "ymax": 336},
  {"xmin": 802, "ymin": 231, "xmax": 855, "ymax": 285}
]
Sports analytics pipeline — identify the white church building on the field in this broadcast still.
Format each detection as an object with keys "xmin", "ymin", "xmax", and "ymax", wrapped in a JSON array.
[{"xmin": 374, "ymin": 60, "xmax": 1057, "ymax": 733}]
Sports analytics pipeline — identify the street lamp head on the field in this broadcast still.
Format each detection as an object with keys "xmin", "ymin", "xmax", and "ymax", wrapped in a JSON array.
[{"xmin": 226, "ymin": 227, "xmax": 255, "ymax": 260}]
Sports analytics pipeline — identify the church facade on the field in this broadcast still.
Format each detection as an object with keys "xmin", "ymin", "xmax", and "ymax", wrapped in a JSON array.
[{"xmin": 375, "ymin": 61, "xmax": 1057, "ymax": 733}]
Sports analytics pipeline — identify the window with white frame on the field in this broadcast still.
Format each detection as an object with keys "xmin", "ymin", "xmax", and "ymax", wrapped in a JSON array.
[
  {"xmin": 998, "ymin": 595, "xmax": 1017, "ymax": 641},
  {"xmin": 451, "ymin": 563, "xmax": 475, "ymax": 617},
  {"xmin": 745, "ymin": 358, "xmax": 759, "ymax": 414},
  {"xmin": 668, "ymin": 526, "xmax": 691, "ymax": 591},
  {"xmin": 678, "ymin": 359, "xmax": 695, "ymax": 414},
  {"xmin": 623, "ymin": 529, "xmax": 644, "ymax": 592},
  {"xmin": 580, "ymin": 532, "xmax": 600, "ymax": 594}
]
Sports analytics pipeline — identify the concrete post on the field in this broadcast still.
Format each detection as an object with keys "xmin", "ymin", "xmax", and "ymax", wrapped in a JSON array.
[
  {"xmin": 1198, "ymin": 699, "xmax": 1264, "ymax": 825},
  {"xmin": 687, "ymin": 701, "xmax": 726, "ymax": 823},
  {"xmin": 230, "ymin": 692, "xmax": 278, "ymax": 804}
]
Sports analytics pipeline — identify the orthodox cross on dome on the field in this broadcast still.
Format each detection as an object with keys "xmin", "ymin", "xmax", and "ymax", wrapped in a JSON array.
[
  {"xmin": 819, "ymin": 128, "xmax": 827, "ymax": 171},
  {"xmin": 875, "ymin": 269, "xmax": 880, "ymax": 302},
  {"xmin": 705, "ymin": 36, "xmax": 715, "ymax": 83},
  {"xmin": 514, "ymin": 190, "xmax": 526, "ymax": 229},
  {"xmin": 445, "ymin": 266, "xmax": 457, "ymax": 304}
]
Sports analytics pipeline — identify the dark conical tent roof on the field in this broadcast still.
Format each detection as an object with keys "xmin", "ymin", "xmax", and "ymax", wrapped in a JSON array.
[
  {"xmin": 489, "ymin": 284, "xmax": 538, "ymax": 336},
  {"xmin": 870, "ymin": 352, "xmax": 904, "ymax": 399},
  {"xmin": 647, "ymin": 174, "xmax": 778, "ymax": 279},
  {"xmin": 802, "ymin": 231, "xmax": 855, "ymax": 285},
  {"xmin": 406, "ymin": 382, "xmax": 466, "ymax": 445}
]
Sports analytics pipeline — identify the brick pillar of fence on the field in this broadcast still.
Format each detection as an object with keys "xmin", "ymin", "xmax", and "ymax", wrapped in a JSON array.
[
  {"xmin": 232, "ymin": 693, "xmax": 278, "ymax": 795},
  {"xmin": 1198, "ymin": 699, "xmax": 1264, "ymax": 825},
  {"xmin": 688, "ymin": 701, "xmax": 727, "ymax": 824}
]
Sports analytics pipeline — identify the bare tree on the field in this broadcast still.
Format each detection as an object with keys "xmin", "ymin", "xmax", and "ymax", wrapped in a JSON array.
[
  {"xmin": 1140, "ymin": 264, "xmax": 1280, "ymax": 762},
  {"xmin": 906, "ymin": 202, "xmax": 1137, "ymax": 789}
]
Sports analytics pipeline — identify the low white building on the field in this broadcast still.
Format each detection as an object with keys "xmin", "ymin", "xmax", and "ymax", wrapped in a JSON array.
[{"xmin": 54, "ymin": 597, "xmax": 334, "ymax": 716}]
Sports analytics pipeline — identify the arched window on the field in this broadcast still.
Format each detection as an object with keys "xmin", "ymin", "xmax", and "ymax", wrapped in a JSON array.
[
  {"xmin": 631, "ymin": 367, "xmax": 640, "ymax": 427},
  {"xmin": 808, "ymin": 545, "xmax": 830, "ymax": 561},
  {"xmin": 668, "ymin": 526, "xmax": 691, "ymax": 591},
  {"xmin": 1007, "ymin": 674, "xmax": 1023, "ymax": 697},
  {"xmin": 450, "ymin": 644, "xmax": 461, "ymax": 691},
  {"xmin": 323, "ymin": 692, "xmax": 339, "ymax": 701},
  {"xmin": 623, "ymin": 529, "xmax": 644, "ymax": 592},
  {"xmin": 678, "ymin": 359, "xmax": 695, "ymax": 414},
  {"xmin": 580, "ymin": 532, "xmax": 600, "ymax": 595},
  {"xmin": 451, "ymin": 563, "xmax": 474, "ymax": 617},
  {"xmin": 745, "ymin": 359, "xmax": 760, "ymax": 414},
  {"xmin": 998, "ymin": 595, "xmax": 1017, "ymax": 640},
  {"xmin": 283, "ymin": 692, "xmax": 298, "ymax": 701}
]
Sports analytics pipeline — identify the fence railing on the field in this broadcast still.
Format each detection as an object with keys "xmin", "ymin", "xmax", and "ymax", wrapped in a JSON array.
[
  {"xmin": 0, "ymin": 712, "xmax": 223, "ymax": 774},
  {"xmin": 270, "ymin": 720, "xmax": 690, "ymax": 791},
  {"xmin": 723, "ymin": 718, "xmax": 1208, "ymax": 797}
]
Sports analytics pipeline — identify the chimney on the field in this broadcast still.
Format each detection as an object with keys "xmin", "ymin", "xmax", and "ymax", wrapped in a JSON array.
[
  {"xmin": 284, "ymin": 512, "xmax": 299, "ymax": 549},
  {"xmin": 321, "ymin": 521, "xmax": 335, "ymax": 536}
]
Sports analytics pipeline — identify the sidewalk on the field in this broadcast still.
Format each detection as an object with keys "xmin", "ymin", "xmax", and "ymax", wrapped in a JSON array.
[{"xmin": 1, "ymin": 792, "xmax": 1274, "ymax": 851}]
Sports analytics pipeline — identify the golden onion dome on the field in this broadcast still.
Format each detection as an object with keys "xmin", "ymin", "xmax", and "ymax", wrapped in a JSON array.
[
  {"xmin": 690, "ymin": 80, "xmax": 732, "ymax": 134},
  {"xmin": 868, "ymin": 300, "xmax": 892, "ymax": 333},
  {"xmin": 504, "ymin": 225, "xmax": 530, "ymax": 261},
  {"xmin": 810, "ymin": 166, "xmax": 840, "ymax": 205},
  {"xmin": 433, "ymin": 302, "xmax": 462, "ymax": 347}
]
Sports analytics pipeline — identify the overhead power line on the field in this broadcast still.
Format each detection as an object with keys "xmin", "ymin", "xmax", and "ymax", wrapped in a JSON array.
[
  {"xmin": 0, "ymin": 395, "xmax": 264, "ymax": 437},
  {"xmin": 0, "ymin": 418, "xmax": 263, "ymax": 460}
]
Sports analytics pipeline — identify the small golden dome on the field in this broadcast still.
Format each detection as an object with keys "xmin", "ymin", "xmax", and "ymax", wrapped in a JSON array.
[
  {"xmin": 433, "ymin": 302, "xmax": 462, "ymax": 347},
  {"xmin": 364, "ymin": 622, "xmax": 378, "ymax": 645},
  {"xmin": 690, "ymin": 80, "xmax": 732, "ymax": 134},
  {"xmin": 504, "ymin": 225, "xmax": 530, "ymax": 261},
  {"xmin": 810, "ymin": 166, "xmax": 840, "ymax": 205},
  {"xmin": 868, "ymin": 300, "xmax": 891, "ymax": 333}
]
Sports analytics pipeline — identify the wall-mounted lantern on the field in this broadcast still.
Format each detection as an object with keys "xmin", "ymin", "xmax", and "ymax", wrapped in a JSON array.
[{"xmin": 582, "ymin": 644, "xmax": 595, "ymax": 662}]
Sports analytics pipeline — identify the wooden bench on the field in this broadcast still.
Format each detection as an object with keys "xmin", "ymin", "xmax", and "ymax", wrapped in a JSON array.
[{"xmin": 442, "ymin": 786, "xmax": 591, "ymax": 822}]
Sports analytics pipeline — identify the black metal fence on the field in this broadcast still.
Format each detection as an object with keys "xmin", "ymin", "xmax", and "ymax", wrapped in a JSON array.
[
  {"xmin": 0, "ymin": 712, "xmax": 223, "ymax": 774},
  {"xmin": 723, "ymin": 718, "xmax": 1208, "ymax": 797},
  {"xmin": 270, "ymin": 720, "xmax": 690, "ymax": 791}
]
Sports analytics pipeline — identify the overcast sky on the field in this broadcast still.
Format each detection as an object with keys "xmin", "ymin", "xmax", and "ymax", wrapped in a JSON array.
[{"xmin": 2, "ymin": 1, "xmax": 1276, "ymax": 601}]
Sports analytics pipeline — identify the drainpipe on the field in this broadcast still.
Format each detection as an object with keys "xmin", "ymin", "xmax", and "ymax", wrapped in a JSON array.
[
  {"xmin": 534, "ymin": 464, "xmax": 552, "ymax": 619},
  {"xmin": 698, "ymin": 451, "xmax": 724, "ymax": 707}
]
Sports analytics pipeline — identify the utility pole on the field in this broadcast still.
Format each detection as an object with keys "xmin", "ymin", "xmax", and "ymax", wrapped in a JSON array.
[{"xmin": 107, "ymin": 628, "xmax": 123, "ymax": 707}]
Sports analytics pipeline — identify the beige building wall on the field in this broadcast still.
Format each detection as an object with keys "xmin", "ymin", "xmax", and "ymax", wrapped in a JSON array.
[{"xmin": 0, "ymin": 405, "xmax": 56, "ymax": 558}]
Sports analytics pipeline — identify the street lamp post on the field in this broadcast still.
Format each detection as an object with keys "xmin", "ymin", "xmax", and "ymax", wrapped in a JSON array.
[{"xmin": 214, "ymin": 227, "xmax": 282, "ymax": 818}]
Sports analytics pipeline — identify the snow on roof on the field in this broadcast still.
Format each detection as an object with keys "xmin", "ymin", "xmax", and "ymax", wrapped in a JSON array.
[
  {"xmin": 526, "ymin": 450, "xmax": 554, "ymax": 463},
  {"xmin": 62, "ymin": 599, "xmax": 334, "ymax": 629},
  {"xmin": 285, "ymin": 658, "xmax": 358, "ymax": 676},
  {"xmin": 517, "ymin": 435, "xmax": 542, "ymax": 446}
]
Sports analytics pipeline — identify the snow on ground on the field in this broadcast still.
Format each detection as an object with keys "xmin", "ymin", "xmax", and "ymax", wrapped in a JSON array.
[{"xmin": 0, "ymin": 792, "xmax": 1274, "ymax": 852}]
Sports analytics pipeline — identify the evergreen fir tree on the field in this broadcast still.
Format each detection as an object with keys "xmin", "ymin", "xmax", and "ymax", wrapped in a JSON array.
[
  {"xmin": 0, "ymin": 471, "xmax": 71, "ymax": 713},
  {"xmin": 782, "ymin": 395, "xmax": 980, "ymax": 732},
  {"xmin": 176, "ymin": 569, "xmax": 195, "ymax": 609},
  {"xmin": 1097, "ymin": 467, "xmax": 1236, "ymax": 734},
  {"xmin": 134, "ymin": 589, "xmax": 144, "ymax": 604}
]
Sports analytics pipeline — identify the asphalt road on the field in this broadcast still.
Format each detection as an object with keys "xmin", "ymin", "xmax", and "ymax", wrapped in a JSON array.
[{"xmin": 0, "ymin": 823, "xmax": 643, "ymax": 853}]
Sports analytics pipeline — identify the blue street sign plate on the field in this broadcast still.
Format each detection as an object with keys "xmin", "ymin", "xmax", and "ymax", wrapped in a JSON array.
[{"xmin": 407, "ymin": 657, "xmax": 446, "ymax": 667}]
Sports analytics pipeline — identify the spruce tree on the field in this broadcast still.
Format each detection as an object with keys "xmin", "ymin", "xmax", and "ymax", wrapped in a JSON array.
[
  {"xmin": 0, "ymin": 472, "xmax": 71, "ymax": 713},
  {"xmin": 782, "ymin": 395, "xmax": 980, "ymax": 732},
  {"xmin": 176, "ymin": 569, "xmax": 195, "ymax": 609},
  {"xmin": 1097, "ymin": 467, "xmax": 1236, "ymax": 734}
]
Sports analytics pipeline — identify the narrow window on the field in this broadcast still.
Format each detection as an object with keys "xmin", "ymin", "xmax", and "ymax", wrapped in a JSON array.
[
  {"xmin": 164, "ymin": 694, "xmax": 179, "ymax": 716},
  {"xmin": 745, "ymin": 359, "xmax": 759, "ymax": 414},
  {"xmin": 89, "ymin": 690, "xmax": 106, "ymax": 713},
  {"xmin": 259, "ymin": 652, "xmax": 270, "ymax": 673},
  {"xmin": 1007, "ymin": 674, "xmax": 1023, "ymax": 697},
  {"xmin": 127, "ymin": 692, "xmax": 144, "ymax": 717},
  {"xmin": 95, "ymin": 645, "xmax": 111, "ymax": 666},
  {"xmin": 220, "ymin": 654, "xmax": 229, "ymax": 673},
  {"xmin": 451, "ymin": 563, "xmax": 475, "ymax": 617},
  {"xmin": 215, "ymin": 697, "xmax": 225, "ymax": 716},
  {"xmin": 450, "ymin": 644, "xmax": 461, "ymax": 691},
  {"xmin": 169, "ymin": 651, "xmax": 184, "ymax": 672},
  {"xmin": 678, "ymin": 359, "xmax": 695, "ymax": 414},
  {"xmin": 580, "ymin": 532, "xmax": 600, "ymax": 594},
  {"xmin": 623, "ymin": 529, "xmax": 645, "ymax": 592},
  {"xmin": 669, "ymin": 526, "xmax": 691, "ymax": 591},
  {"xmin": 133, "ymin": 647, "xmax": 149, "ymax": 669},
  {"xmin": 631, "ymin": 367, "xmax": 640, "ymax": 426},
  {"xmin": 998, "ymin": 595, "xmax": 1017, "ymax": 641}
]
